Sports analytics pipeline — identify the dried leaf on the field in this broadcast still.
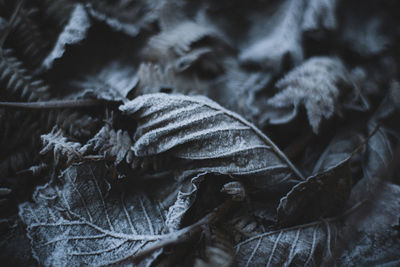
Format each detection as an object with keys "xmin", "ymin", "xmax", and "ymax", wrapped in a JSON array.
[
  {"xmin": 135, "ymin": 62, "xmax": 207, "ymax": 95},
  {"xmin": 80, "ymin": 124, "xmax": 134, "ymax": 165},
  {"xmin": 277, "ymin": 158, "xmax": 352, "ymax": 226},
  {"xmin": 302, "ymin": 0, "xmax": 337, "ymax": 31},
  {"xmin": 266, "ymin": 56, "xmax": 350, "ymax": 133},
  {"xmin": 195, "ymin": 228, "xmax": 235, "ymax": 267},
  {"xmin": 145, "ymin": 20, "xmax": 221, "ymax": 62},
  {"xmin": 42, "ymin": 4, "xmax": 91, "ymax": 69},
  {"xmin": 40, "ymin": 127, "xmax": 82, "ymax": 164},
  {"xmin": 239, "ymin": 0, "xmax": 338, "ymax": 70},
  {"xmin": 86, "ymin": 0, "xmax": 160, "ymax": 37},
  {"xmin": 235, "ymin": 219, "xmax": 338, "ymax": 266},
  {"xmin": 120, "ymin": 93, "xmax": 304, "ymax": 186},
  {"xmin": 72, "ymin": 61, "xmax": 138, "ymax": 102},
  {"xmin": 19, "ymin": 162, "xmax": 170, "ymax": 266},
  {"xmin": 339, "ymin": 183, "xmax": 400, "ymax": 265},
  {"xmin": 312, "ymin": 131, "xmax": 363, "ymax": 174}
]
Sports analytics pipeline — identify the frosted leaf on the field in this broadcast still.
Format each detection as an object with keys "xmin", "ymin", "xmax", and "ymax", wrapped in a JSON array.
[
  {"xmin": 135, "ymin": 62, "xmax": 207, "ymax": 95},
  {"xmin": 86, "ymin": 0, "xmax": 162, "ymax": 37},
  {"xmin": 40, "ymin": 127, "xmax": 82, "ymax": 164},
  {"xmin": 19, "ymin": 162, "xmax": 171, "ymax": 266},
  {"xmin": 239, "ymin": 0, "xmax": 305, "ymax": 71},
  {"xmin": 42, "ymin": 4, "xmax": 91, "ymax": 69},
  {"xmin": 235, "ymin": 219, "xmax": 339, "ymax": 266},
  {"xmin": 145, "ymin": 20, "xmax": 221, "ymax": 62},
  {"xmin": 302, "ymin": 0, "xmax": 337, "ymax": 31},
  {"xmin": 79, "ymin": 124, "xmax": 134, "ymax": 165},
  {"xmin": 235, "ymin": 183, "xmax": 400, "ymax": 266},
  {"xmin": 120, "ymin": 93, "xmax": 304, "ymax": 186},
  {"xmin": 239, "ymin": 0, "xmax": 338, "ymax": 71},
  {"xmin": 266, "ymin": 56, "xmax": 350, "ymax": 133},
  {"xmin": 72, "ymin": 61, "xmax": 138, "ymax": 103}
]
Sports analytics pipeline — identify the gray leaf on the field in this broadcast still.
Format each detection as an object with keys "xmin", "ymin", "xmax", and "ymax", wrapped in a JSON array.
[
  {"xmin": 239, "ymin": 0, "xmax": 305, "ymax": 71},
  {"xmin": 145, "ymin": 20, "xmax": 221, "ymax": 62},
  {"xmin": 86, "ymin": 0, "xmax": 161, "ymax": 37},
  {"xmin": 42, "ymin": 4, "xmax": 91, "ymax": 69},
  {"xmin": 235, "ymin": 219, "xmax": 338, "ymax": 267},
  {"xmin": 266, "ymin": 56, "xmax": 350, "ymax": 133},
  {"xmin": 40, "ymin": 127, "xmax": 82, "ymax": 164},
  {"xmin": 72, "ymin": 61, "xmax": 138, "ymax": 103},
  {"xmin": 19, "ymin": 162, "xmax": 170, "ymax": 266},
  {"xmin": 135, "ymin": 63, "xmax": 208, "ymax": 96},
  {"xmin": 277, "ymin": 158, "xmax": 352, "ymax": 226},
  {"xmin": 235, "ymin": 182, "xmax": 400, "ymax": 266},
  {"xmin": 339, "ymin": 183, "xmax": 400, "ymax": 265},
  {"xmin": 80, "ymin": 124, "xmax": 134, "ymax": 165},
  {"xmin": 239, "ymin": 0, "xmax": 338, "ymax": 71},
  {"xmin": 312, "ymin": 131, "xmax": 363, "ymax": 174},
  {"xmin": 120, "ymin": 93, "xmax": 304, "ymax": 186}
]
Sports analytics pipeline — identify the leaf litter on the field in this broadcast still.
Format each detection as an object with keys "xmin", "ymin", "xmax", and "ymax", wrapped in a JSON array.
[{"xmin": 0, "ymin": 0, "xmax": 399, "ymax": 266}]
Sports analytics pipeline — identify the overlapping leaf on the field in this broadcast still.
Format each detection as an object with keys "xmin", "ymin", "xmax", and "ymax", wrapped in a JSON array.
[
  {"xmin": 120, "ymin": 93, "xmax": 304, "ymax": 186},
  {"xmin": 235, "ymin": 183, "xmax": 400, "ymax": 266},
  {"xmin": 19, "ymin": 161, "xmax": 172, "ymax": 266}
]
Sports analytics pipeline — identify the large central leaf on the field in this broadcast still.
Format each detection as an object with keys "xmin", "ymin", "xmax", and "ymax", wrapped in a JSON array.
[{"xmin": 120, "ymin": 93, "xmax": 303, "ymax": 186}]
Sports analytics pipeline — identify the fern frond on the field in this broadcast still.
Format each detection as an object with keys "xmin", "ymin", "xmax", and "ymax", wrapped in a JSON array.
[
  {"xmin": 0, "ymin": 48, "xmax": 50, "ymax": 101},
  {"xmin": 80, "ymin": 124, "xmax": 133, "ymax": 165},
  {"xmin": 49, "ymin": 110, "xmax": 101, "ymax": 140},
  {"xmin": 40, "ymin": 126, "xmax": 83, "ymax": 164},
  {"xmin": 6, "ymin": 7, "xmax": 50, "ymax": 68}
]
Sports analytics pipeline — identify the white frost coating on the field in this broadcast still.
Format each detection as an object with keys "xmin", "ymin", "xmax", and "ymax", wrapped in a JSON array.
[
  {"xmin": 87, "ymin": 6, "xmax": 142, "ymax": 37},
  {"xmin": 302, "ymin": 0, "xmax": 337, "ymax": 30},
  {"xmin": 42, "ymin": 4, "xmax": 91, "ymax": 69},
  {"xmin": 267, "ymin": 56, "xmax": 349, "ymax": 133},
  {"xmin": 120, "ymin": 93, "xmax": 304, "ymax": 184},
  {"xmin": 239, "ymin": 0, "xmax": 306, "ymax": 71},
  {"xmin": 19, "ymin": 162, "xmax": 173, "ymax": 266},
  {"xmin": 165, "ymin": 174, "xmax": 204, "ymax": 231},
  {"xmin": 239, "ymin": 0, "xmax": 339, "ymax": 71}
]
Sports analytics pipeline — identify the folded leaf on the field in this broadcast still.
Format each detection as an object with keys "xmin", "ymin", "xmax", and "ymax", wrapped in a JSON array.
[{"xmin": 120, "ymin": 93, "xmax": 304, "ymax": 186}]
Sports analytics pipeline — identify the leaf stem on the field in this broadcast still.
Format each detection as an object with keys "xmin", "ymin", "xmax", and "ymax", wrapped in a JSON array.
[
  {"xmin": 0, "ymin": 99, "xmax": 113, "ymax": 109},
  {"xmin": 127, "ymin": 199, "xmax": 233, "ymax": 263}
]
